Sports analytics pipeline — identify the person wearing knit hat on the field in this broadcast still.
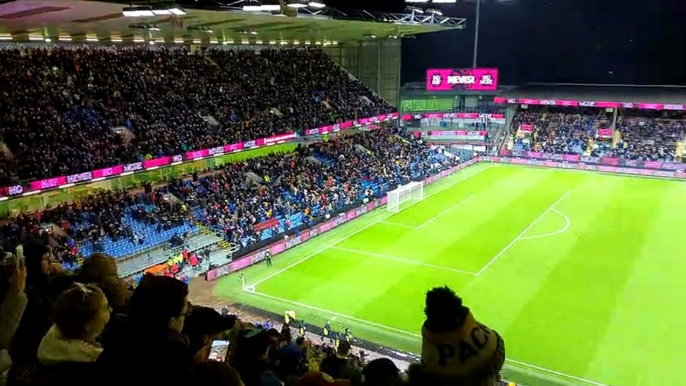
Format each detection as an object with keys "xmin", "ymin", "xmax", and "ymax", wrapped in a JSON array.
[{"xmin": 412, "ymin": 286, "xmax": 505, "ymax": 386}]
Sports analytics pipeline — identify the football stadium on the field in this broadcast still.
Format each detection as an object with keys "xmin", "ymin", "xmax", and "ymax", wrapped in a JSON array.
[{"xmin": 0, "ymin": 1, "xmax": 684, "ymax": 386}]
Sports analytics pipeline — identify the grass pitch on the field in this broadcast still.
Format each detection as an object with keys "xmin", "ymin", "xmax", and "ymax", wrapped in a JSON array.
[{"xmin": 213, "ymin": 163, "xmax": 686, "ymax": 386}]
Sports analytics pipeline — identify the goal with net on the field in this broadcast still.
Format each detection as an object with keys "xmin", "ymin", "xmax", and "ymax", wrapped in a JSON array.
[{"xmin": 386, "ymin": 181, "xmax": 424, "ymax": 212}]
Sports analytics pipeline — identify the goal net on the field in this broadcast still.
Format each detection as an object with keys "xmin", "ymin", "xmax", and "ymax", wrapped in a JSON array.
[{"xmin": 387, "ymin": 181, "xmax": 424, "ymax": 212}]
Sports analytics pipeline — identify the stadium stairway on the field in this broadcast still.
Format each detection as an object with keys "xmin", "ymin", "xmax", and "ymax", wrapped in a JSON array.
[
  {"xmin": 117, "ymin": 231, "xmax": 225, "ymax": 278},
  {"xmin": 197, "ymin": 223, "xmax": 216, "ymax": 236}
]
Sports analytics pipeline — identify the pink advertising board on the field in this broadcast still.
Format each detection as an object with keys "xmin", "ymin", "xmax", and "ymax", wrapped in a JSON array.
[
  {"xmin": 493, "ymin": 97, "xmax": 686, "ymax": 111},
  {"xmin": 484, "ymin": 156, "xmax": 686, "ymax": 180},
  {"xmin": 597, "ymin": 129, "xmax": 613, "ymax": 138},
  {"xmin": 427, "ymin": 68, "xmax": 499, "ymax": 91}
]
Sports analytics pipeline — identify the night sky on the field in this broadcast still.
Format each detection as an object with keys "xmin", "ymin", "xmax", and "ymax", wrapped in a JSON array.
[{"xmin": 325, "ymin": 0, "xmax": 686, "ymax": 86}]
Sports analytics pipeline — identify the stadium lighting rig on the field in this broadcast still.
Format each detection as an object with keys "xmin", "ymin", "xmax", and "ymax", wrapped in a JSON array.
[
  {"xmin": 286, "ymin": 0, "xmax": 308, "ymax": 8},
  {"xmin": 405, "ymin": 0, "xmax": 456, "ymax": 3},
  {"xmin": 241, "ymin": 0, "xmax": 326, "ymax": 12},
  {"xmin": 122, "ymin": 5, "xmax": 187, "ymax": 17}
]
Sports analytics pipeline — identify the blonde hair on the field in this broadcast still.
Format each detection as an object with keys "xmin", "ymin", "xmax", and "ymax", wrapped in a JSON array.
[{"xmin": 54, "ymin": 283, "xmax": 108, "ymax": 340}]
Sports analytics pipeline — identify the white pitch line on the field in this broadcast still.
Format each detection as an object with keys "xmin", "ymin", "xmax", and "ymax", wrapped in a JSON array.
[
  {"xmin": 244, "ymin": 290, "xmax": 609, "ymax": 386},
  {"xmin": 520, "ymin": 209, "xmax": 571, "ymax": 240},
  {"xmin": 250, "ymin": 211, "xmax": 394, "ymax": 287},
  {"xmin": 505, "ymin": 359, "xmax": 609, "ymax": 386},
  {"xmin": 475, "ymin": 190, "xmax": 571, "ymax": 276},
  {"xmin": 248, "ymin": 290, "xmax": 418, "ymax": 339},
  {"xmin": 379, "ymin": 221, "xmax": 416, "ymax": 229},
  {"xmin": 329, "ymin": 245, "xmax": 478, "ymax": 276},
  {"xmin": 416, "ymin": 195, "xmax": 474, "ymax": 229},
  {"xmin": 249, "ymin": 164, "xmax": 495, "ymax": 288}
]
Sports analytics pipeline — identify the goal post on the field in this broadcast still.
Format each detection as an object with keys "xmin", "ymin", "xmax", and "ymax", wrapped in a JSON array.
[{"xmin": 387, "ymin": 181, "xmax": 424, "ymax": 212}]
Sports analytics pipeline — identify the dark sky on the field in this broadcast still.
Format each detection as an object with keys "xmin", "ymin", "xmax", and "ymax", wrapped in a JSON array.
[{"xmin": 325, "ymin": 0, "xmax": 686, "ymax": 86}]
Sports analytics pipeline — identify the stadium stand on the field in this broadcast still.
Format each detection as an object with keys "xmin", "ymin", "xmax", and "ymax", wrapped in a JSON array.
[
  {"xmin": 509, "ymin": 106, "xmax": 685, "ymax": 161},
  {"xmin": 167, "ymin": 129, "xmax": 456, "ymax": 251},
  {"xmin": 0, "ymin": 46, "xmax": 394, "ymax": 184},
  {"xmin": 0, "ymin": 187, "xmax": 196, "ymax": 270},
  {"xmin": 0, "ymin": 42, "xmax": 518, "ymax": 386},
  {"xmin": 0, "ymin": 128, "xmax": 455, "ymax": 275}
]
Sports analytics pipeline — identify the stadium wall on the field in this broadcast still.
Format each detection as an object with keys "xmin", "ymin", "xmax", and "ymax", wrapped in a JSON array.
[
  {"xmin": 204, "ymin": 157, "xmax": 479, "ymax": 281},
  {"xmin": 323, "ymin": 40, "xmax": 401, "ymax": 107}
]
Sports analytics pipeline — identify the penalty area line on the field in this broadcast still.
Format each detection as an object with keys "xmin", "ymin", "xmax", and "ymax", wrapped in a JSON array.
[
  {"xmin": 519, "ymin": 209, "xmax": 571, "ymax": 240},
  {"xmin": 476, "ymin": 190, "xmax": 571, "ymax": 276},
  {"xmin": 329, "ymin": 245, "xmax": 478, "ymax": 276},
  {"xmin": 415, "ymin": 195, "xmax": 474, "ymax": 229},
  {"xmin": 242, "ymin": 290, "xmax": 609, "ymax": 386}
]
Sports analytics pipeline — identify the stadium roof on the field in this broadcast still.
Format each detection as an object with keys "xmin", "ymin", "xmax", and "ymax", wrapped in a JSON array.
[
  {"xmin": 500, "ymin": 84, "xmax": 686, "ymax": 105},
  {"xmin": 0, "ymin": 0, "xmax": 465, "ymax": 44}
]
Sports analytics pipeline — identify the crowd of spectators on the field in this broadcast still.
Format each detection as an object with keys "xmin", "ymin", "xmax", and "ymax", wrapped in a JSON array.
[
  {"xmin": 610, "ymin": 115, "xmax": 684, "ymax": 161},
  {"xmin": 0, "ymin": 188, "xmax": 191, "ymax": 270},
  {"xmin": 510, "ymin": 107, "xmax": 685, "ymax": 161},
  {"xmin": 511, "ymin": 108, "xmax": 611, "ymax": 155},
  {"xmin": 168, "ymin": 129, "xmax": 457, "ymax": 249},
  {"xmin": 0, "ymin": 246, "xmax": 506, "ymax": 386},
  {"xmin": 0, "ymin": 46, "xmax": 394, "ymax": 185},
  {"xmin": 0, "ymin": 127, "xmax": 454, "ymax": 270}
]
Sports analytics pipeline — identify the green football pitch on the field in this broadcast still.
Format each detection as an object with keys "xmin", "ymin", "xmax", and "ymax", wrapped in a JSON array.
[{"xmin": 213, "ymin": 162, "xmax": 686, "ymax": 386}]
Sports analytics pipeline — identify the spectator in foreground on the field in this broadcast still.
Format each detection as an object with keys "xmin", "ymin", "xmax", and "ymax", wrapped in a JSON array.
[
  {"xmin": 0, "ymin": 253, "xmax": 28, "ymax": 386},
  {"xmin": 361, "ymin": 358, "xmax": 403, "ymax": 386},
  {"xmin": 234, "ymin": 328, "xmax": 283, "ymax": 386},
  {"xmin": 77, "ymin": 254, "xmax": 130, "ymax": 314},
  {"xmin": 183, "ymin": 305, "xmax": 237, "ymax": 363},
  {"xmin": 279, "ymin": 335, "xmax": 307, "ymax": 377},
  {"xmin": 408, "ymin": 286, "xmax": 505, "ymax": 386},
  {"xmin": 192, "ymin": 361, "xmax": 245, "ymax": 386},
  {"xmin": 319, "ymin": 340, "xmax": 362, "ymax": 385},
  {"xmin": 8, "ymin": 242, "xmax": 69, "ymax": 386},
  {"xmin": 36, "ymin": 283, "xmax": 109, "ymax": 386},
  {"xmin": 97, "ymin": 274, "xmax": 193, "ymax": 386}
]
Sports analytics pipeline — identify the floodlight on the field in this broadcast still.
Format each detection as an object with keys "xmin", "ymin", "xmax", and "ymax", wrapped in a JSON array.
[
  {"xmin": 404, "ymin": 0, "xmax": 429, "ymax": 3},
  {"xmin": 426, "ymin": 8, "xmax": 443, "ymax": 15},
  {"xmin": 122, "ymin": 7, "xmax": 139, "ymax": 16},
  {"xmin": 308, "ymin": 1, "xmax": 326, "ymax": 8},
  {"xmin": 122, "ymin": 6, "xmax": 154, "ymax": 17},
  {"xmin": 287, "ymin": 0, "xmax": 307, "ymax": 8},
  {"xmin": 260, "ymin": 4, "xmax": 281, "ymax": 11},
  {"xmin": 433, "ymin": 0, "xmax": 457, "ymax": 3},
  {"xmin": 169, "ymin": 7, "xmax": 187, "ymax": 15},
  {"xmin": 406, "ymin": 6, "xmax": 424, "ymax": 13}
]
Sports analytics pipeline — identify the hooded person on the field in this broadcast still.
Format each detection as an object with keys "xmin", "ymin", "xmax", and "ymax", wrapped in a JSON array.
[{"xmin": 408, "ymin": 286, "xmax": 505, "ymax": 386}]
